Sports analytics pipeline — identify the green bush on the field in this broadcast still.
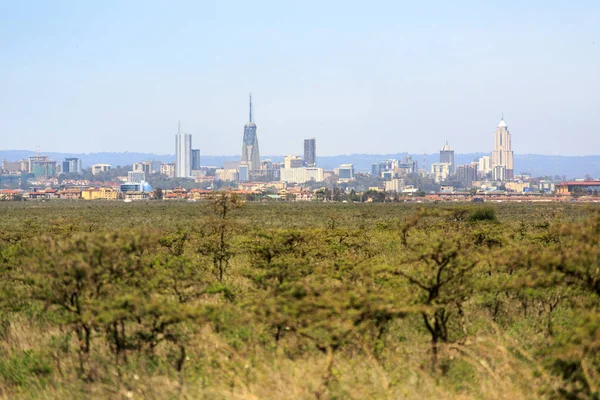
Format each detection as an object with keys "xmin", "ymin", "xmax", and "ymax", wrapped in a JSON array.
[{"xmin": 468, "ymin": 207, "xmax": 497, "ymax": 222}]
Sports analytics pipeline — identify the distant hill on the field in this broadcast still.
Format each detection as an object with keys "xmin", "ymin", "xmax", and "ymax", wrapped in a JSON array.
[{"xmin": 2, "ymin": 150, "xmax": 599, "ymax": 179}]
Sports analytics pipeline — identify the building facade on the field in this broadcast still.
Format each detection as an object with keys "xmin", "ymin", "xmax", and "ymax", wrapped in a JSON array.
[
  {"xmin": 456, "ymin": 164, "xmax": 478, "ymax": 188},
  {"xmin": 160, "ymin": 163, "xmax": 176, "ymax": 178},
  {"xmin": 439, "ymin": 142, "xmax": 455, "ymax": 175},
  {"xmin": 62, "ymin": 158, "xmax": 82, "ymax": 174},
  {"xmin": 240, "ymin": 94, "xmax": 261, "ymax": 171},
  {"xmin": 29, "ymin": 156, "xmax": 57, "ymax": 179},
  {"xmin": 304, "ymin": 138, "xmax": 316, "ymax": 167},
  {"xmin": 175, "ymin": 123, "xmax": 192, "ymax": 178},
  {"xmin": 127, "ymin": 171, "xmax": 145, "ymax": 183},
  {"xmin": 280, "ymin": 167, "xmax": 324, "ymax": 184},
  {"xmin": 284, "ymin": 155, "xmax": 304, "ymax": 169},
  {"xmin": 491, "ymin": 118, "xmax": 514, "ymax": 180},
  {"xmin": 478, "ymin": 156, "xmax": 492, "ymax": 178},
  {"xmin": 338, "ymin": 164, "xmax": 354, "ymax": 181},
  {"xmin": 191, "ymin": 149, "xmax": 201, "ymax": 171},
  {"xmin": 431, "ymin": 162, "xmax": 451, "ymax": 183},
  {"xmin": 92, "ymin": 164, "xmax": 111, "ymax": 175}
]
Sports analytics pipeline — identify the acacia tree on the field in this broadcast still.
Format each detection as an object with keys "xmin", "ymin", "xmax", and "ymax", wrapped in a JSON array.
[
  {"xmin": 198, "ymin": 193, "xmax": 243, "ymax": 283},
  {"xmin": 387, "ymin": 214, "xmax": 482, "ymax": 371}
]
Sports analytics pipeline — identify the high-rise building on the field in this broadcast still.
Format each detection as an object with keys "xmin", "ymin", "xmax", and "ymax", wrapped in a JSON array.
[
  {"xmin": 431, "ymin": 162, "xmax": 451, "ymax": 183},
  {"xmin": 456, "ymin": 164, "xmax": 478, "ymax": 188},
  {"xmin": 338, "ymin": 164, "xmax": 354, "ymax": 181},
  {"xmin": 133, "ymin": 161, "xmax": 161, "ymax": 175},
  {"xmin": 62, "ymin": 158, "xmax": 82, "ymax": 174},
  {"xmin": 191, "ymin": 149, "xmax": 201, "ymax": 171},
  {"xmin": 284, "ymin": 155, "xmax": 304, "ymax": 169},
  {"xmin": 440, "ymin": 142, "xmax": 455, "ymax": 175},
  {"xmin": 304, "ymin": 138, "xmax": 316, "ymax": 167},
  {"xmin": 491, "ymin": 117, "xmax": 514, "ymax": 180},
  {"xmin": 478, "ymin": 156, "xmax": 492, "ymax": 179},
  {"xmin": 240, "ymin": 93, "xmax": 261, "ymax": 171},
  {"xmin": 160, "ymin": 163, "xmax": 176, "ymax": 178},
  {"xmin": 128, "ymin": 171, "xmax": 146, "ymax": 183},
  {"xmin": 175, "ymin": 122, "xmax": 192, "ymax": 178},
  {"xmin": 29, "ymin": 156, "xmax": 57, "ymax": 179},
  {"xmin": 238, "ymin": 163, "xmax": 249, "ymax": 182}
]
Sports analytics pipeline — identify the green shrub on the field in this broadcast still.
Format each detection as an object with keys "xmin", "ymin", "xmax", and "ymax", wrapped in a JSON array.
[{"xmin": 468, "ymin": 207, "xmax": 497, "ymax": 222}]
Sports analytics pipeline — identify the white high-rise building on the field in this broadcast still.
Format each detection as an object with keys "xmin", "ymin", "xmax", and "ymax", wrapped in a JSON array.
[
  {"xmin": 175, "ymin": 122, "xmax": 192, "ymax": 178},
  {"xmin": 491, "ymin": 117, "xmax": 514, "ymax": 180},
  {"xmin": 478, "ymin": 156, "xmax": 492, "ymax": 178}
]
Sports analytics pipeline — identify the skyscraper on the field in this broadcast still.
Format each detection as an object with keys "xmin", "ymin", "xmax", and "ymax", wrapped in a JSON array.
[
  {"xmin": 304, "ymin": 138, "xmax": 316, "ymax": 167},
  {"xmin": 491, "ymin": 117, "xmax": 514, "ymax": 180},
  {"xmin": 191, "ymin": 149, "xmax": 201, "ymax": 171},
  {"xmin": 175, "ymin": 122, "xmax": 192, "ymax": 178},
  {"xmin": 240, "ymin": 93, "xmax": 261, "ymax": 171},
  {"xmin": 439, "ymin": 141, "xmax": 455, "ymax": 175}
]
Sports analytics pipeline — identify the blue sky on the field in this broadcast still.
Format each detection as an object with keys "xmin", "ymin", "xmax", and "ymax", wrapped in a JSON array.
[{"xmin": 0, "ymin": 0, "xmax": 598, "ymax": 156}]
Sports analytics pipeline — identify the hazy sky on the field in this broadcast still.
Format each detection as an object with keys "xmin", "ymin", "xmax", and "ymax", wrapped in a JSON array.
[{"xmin": 1, "ymin": 1, "xmax": 598, "ymax": 156}]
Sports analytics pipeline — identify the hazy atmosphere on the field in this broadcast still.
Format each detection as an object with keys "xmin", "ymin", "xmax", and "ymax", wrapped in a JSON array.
[{"xmin": 1, "ymin": 0, "xmax": 598, "ymax": 156}]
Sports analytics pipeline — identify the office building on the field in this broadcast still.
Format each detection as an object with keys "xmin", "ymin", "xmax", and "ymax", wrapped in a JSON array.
[
  {"xmin": 160, "ymin": 163, "xmax": 176, "ymax": 178},
  {"xmin": 128, "ymin": 171, "xmax": 146, "ymax": 183},
  {"xmin": 62, "ymin": 158, "xmax": 82, "ymax": 174},
  {"xmin": 491, "ymin": 117, "xmax": 515, "ymax": 180},
  {"xmin": 133, "ymin": 161, "xmax": 161, "ymax": 175},
  {"xmin": 240, "ymin": 93, "xmax": 261, "ymax": 171},
  {"xmin": 478, "ymin": 156, "xmax": 492, "ymax": 179},
  {"xmin": 92, "ymin": 164, "xmax": 112, "ymax": 175},
  {"xmin": 304, "ymin": 138, "xmax": 316, "ymax": 167},
  {"xmin": 175, "ymin": 122, "xmax": 192, "ymax": 178},
  {"xmin": 2, "ymin": 159, "xmax": 28, "ymax": 173},
  {"xmin": 239, "ymin": 163, "xmax": 249, "ymax": 182},
  {"xmin": 385, "ymin": 178, "xmax": 404, "ymax": 192},
  {"xmin": 492, "ymin": 165, "xmax": 507, "ymax": 181},
  {"xmin": 216, "ymin": 168, "xmax": 239, "ymax": 182},
  {"xmin": 440, "ymin": 142, "xmax": 455, "ymax": 175},
  {"xmin": 398, "ymin": 156, "xmax": 418, "ymax": 176},
  {"xmin": 280, "ymin": 167, "xmax": 324, "ymax": 184},
  {"xmin": 431, "ymin": 162, "xmax": 451, "ymax": 183},
  {"xmin": 261, "ymin": 159, "xmax": 273, "ymax": 170},
  {"xmin": 120, "ymin": 181, "xmax": 152, "ymax": 193},
  {"xmin": 284, "ymin": 155, "xmax": 304, "ymax": 169},
  {"xmin": 338, "ymin": 164, "xmax": 354, "ymax": 181},
  {"xmin": 29, "ymin": 156, "xmax": 57, "ymax": 179},
  {"xmin": 456, "ymin": 164, "xmax": 478, "ymax": 188},
  {"xmin": 191, "ymin": 149, "xmax": 201, "ymax": 171}
]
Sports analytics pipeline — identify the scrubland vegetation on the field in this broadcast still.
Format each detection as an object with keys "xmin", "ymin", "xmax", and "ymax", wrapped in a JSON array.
[{"xmin": 0, "ymin": 200, "xmax": 599, "ymax": 399}]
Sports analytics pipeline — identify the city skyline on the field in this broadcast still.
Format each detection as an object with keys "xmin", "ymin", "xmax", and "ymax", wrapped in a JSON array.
[{"xmin": 0, "ymin": 2, "xmax": 598, "ymax": 156}]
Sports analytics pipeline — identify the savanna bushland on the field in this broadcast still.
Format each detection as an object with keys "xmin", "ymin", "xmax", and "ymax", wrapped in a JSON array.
[{"xmin": 0, "ymin": 199, "xmax": 598, "ymax": 399}]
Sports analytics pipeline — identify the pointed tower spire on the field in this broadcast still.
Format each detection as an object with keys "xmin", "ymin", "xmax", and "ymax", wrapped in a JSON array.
[
  {"xmin": 249, "ymin": 92, "xmax": 253, "ymax": 123},
  {"xmin": 178, "ymin": 120, "xmax": 181, "ymax": 134}
]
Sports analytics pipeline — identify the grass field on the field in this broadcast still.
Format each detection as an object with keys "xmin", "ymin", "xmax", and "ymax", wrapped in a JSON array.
[{"xmin": 0, "ymin": 200, "xmax": 598, "ymax": 399}]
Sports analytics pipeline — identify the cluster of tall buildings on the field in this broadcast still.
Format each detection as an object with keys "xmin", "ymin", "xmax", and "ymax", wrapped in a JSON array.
[
  {"xmin": 178, "ymin": 94, "xmax": 321, "ymax": 185},
  {"xmin": 1, "ymin": 155, "xmax": 82, "ymax": 179},
  {"xmin": 174, "ymin": 122, "xmax": 201, "ymax": 178},
  {"xmin": 428, "ymin": 117, "xmax": 514, "ymax": 187}
]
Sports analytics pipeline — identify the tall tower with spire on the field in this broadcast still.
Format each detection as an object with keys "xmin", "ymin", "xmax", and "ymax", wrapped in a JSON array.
[
  {"xmin": 491, "ymin": 116, "xmax": 514, "ymax": 180},
  {"xmin": 240, "ymin": 93, "xmax": 261, "ymax": 171}
]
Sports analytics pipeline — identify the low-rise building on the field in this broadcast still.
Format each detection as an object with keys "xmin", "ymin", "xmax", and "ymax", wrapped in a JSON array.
[
  {"xmin": 557, "ymin": 181, "xmax": 600, "ymax": 195},
  {"xmin": 81, "ymin": 187, "xmax": 118, "ymax": 200}
]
